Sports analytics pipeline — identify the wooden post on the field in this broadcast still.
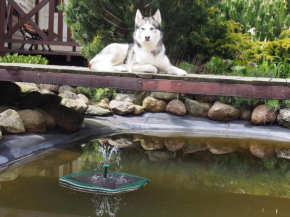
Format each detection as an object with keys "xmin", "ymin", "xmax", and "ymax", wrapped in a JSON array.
[
  {"xmin": 35, "ymin": 0, "xmax": 39, "ymax": 50},
  {"xmin": 48, "ymin": 0, "xmax": 55, "ymax": 41},
  {"xmin": 0, "ymin": 0, "xmax": 6, "ymax": 56},
  {"xmin": 58, "ymin": 0, "xmax": 63, "ymax": 41}
]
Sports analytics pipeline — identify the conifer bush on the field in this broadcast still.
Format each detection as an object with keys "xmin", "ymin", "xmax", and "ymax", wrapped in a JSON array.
[{"xmin": 62, "ymin": 0, "xmax": 227, "ymax": 60}]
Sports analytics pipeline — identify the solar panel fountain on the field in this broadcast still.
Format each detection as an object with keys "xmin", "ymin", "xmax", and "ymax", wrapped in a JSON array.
[{"xmin": 59, "ymin": 144, "xmax": 150, "ymax": 194}]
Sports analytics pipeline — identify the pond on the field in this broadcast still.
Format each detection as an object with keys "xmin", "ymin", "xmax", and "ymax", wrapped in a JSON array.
[{"xmin": 1, "ymin": 135, "xmax": 290, "ymax": 217}]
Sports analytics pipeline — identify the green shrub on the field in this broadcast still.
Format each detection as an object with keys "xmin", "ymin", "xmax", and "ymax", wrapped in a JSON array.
[
  {"xmin": 0, "ymin": 53, "xmax": 49, "ymax": 64},
  {"xmin": 216, "ymin": 0, "xmax": 290, "ymax": 41},
  {"xmin": 63, "ymin": 0, "xmax": 228, "ymax": 61}
]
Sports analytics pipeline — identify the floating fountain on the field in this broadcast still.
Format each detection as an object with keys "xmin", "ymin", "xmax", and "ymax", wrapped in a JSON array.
[{"xmin": 59, "ymin": 143, "xmax": 150, "ymax": 194}]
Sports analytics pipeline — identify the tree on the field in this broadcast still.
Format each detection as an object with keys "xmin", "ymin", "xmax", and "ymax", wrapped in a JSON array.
[{"xmin": 63, "ymin": 0, "xmax": 227, "ymax": 61}]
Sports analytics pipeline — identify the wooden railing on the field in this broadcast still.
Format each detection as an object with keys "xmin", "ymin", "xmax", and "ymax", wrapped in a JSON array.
[{"xmin": 0, "ymin": 0, "xmax": 81, "ymax": 59}]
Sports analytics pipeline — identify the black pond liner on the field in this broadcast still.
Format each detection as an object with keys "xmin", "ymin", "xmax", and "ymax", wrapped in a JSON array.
[{"xmin": 59, "ymin": 170, "xmax": 150, "ymax": 194}]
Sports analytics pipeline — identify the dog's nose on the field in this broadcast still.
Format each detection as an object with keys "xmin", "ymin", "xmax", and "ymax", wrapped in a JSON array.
[{"xmin": 145, "ymin": 36, "xmax": 150, "ymax": 41}]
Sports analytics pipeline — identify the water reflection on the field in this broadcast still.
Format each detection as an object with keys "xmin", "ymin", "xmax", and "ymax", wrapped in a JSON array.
[{"xmin": 92, "ymin": 194, "xmax": 122, "ymax": 217}]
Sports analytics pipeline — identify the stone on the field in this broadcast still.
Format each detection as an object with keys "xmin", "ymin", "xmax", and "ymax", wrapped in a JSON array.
[
  {"xmin": 17, "ymin": 110, "xmax": 46, "ymax": 133},
  {"xmin": 239, "ymin": 106, "xmax": 252, "ymax": 121},
  {"xmin": 208, "ymin": 101, "xmax": 240, "ymax": 121},
  {"xmin": 141, "ymin": 136, "xmax": 165, "ymax": 150},
  {"xmin": 58, "ymin": 85, "xmax": 77, "ymax": 94},
  {"xmin": 109, "ymin": 100, "xmax": 135, "ymax": 115},
  {"xmin": 34, "ymin": 108, "xmax": 56, "ymax": 130},
  {"xmin": 0, "ymin": 81, "xmax": 21, "ymax": 105},
  {"xmin": 183, "ymin": 140, "xmax": 207, "ymax": 154},
  {"xmin": 44, "ymin": 103, "xmax": 83, "ymax": 132},
  {"xmin": 277, "ymin": 108, "xmax": 290, "ymax": 128},
  {"xmin": 93, "ymin": 98, "xmax": 110, "ymax": 109},
  {"xmin": 166, "ymin": 99, "xmax": 186, "ymax": 116},
  {"xmin": 206, "ymin": 141, "xmax": 238, "ymax": 154},
  {"xmin": 60, "ymin": 98, "xmax": 88, "ymax": 113},
  {"xmin": 39, "ymin": 89, "xmax": 55, "ymax": 95},
  {"xmin": 59, "ymin": 91, "xmax": 79, "ymax": 100},
  {"xmin": 15, "ymin": 82, "xmax": 40, "ymax": 94},
  {"xmin": 78, "ymin": 94, "xmax": 90, "ymax": 105},
  {"xmin": 43, "ymin": 94, "xmax": 62, "ymax": 104},
  {"xmin": 276, "ymin": 148, "xmax": 290, "ymax": 160},
  {"xmin": 251, "ymin": 105, "xmax": 277, "ymax": 125},
  {"xmin": 113, "ymin": 93, "xmax": 135, "ymax": 103},
  {"xmin": 150, "ymin": 92, "xmax": 178, "ymax": 101},
  {"xmin": 249, "ymin": 142, "xmax": 275, "ymax": 159},
  {"xmin": 38, "ymin": 84, "xmax": 59, "ymax": 93},
  {"xmin": 21, "ymin": 91, "xmax": 48, "ymax": 109},
  {"xmin": 142, "ymin": 97, "xmax": 167, "ymax": 112},
  {"xmin": 133, "ymin": 105, "xmax": 144, "ymax": 115},
  {"xmin": 84, "ymin": 105, "xmax": 112, "ymax": 116},
  {"xmin": 0, "ymin": 168, "xmax": 20, "ymax": 181},
  {"xmin": 165, "ymin": 138, "xmax": 185, "ymax": 152},
  {"xmin": 185, "ymin": 99, "xmax": 210, "ymax": 117},
  {"xmin": 0, "ymin": 109, "xmax": 25, "ymax": 134},
  {"xmin": 147, "ymin": 150, "xmax": 175, "ymax": 161},
  {"xmin": 108, "ymin": 135, "xmax": 134, "ymax": 148}
]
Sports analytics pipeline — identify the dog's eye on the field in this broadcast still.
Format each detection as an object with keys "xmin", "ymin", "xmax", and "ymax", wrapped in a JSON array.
[
  {"xmin": 150, "ymin": 27, "xmax": 155, "ymax": 30},
  {"xmin": 141, "ymin": 28, "xmax": 145, "ymax": 30}
]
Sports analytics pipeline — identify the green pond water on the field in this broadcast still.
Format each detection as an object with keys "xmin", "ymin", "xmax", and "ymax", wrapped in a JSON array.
[{"xmin": 1, "ymin": 136, "xmax": 290, "ymax": 217}]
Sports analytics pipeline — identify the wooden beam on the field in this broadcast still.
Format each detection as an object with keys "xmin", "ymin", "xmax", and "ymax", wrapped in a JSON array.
[
  {"xmin": 0, "ymin": 48, "xmax": 81, "ymax": 56},
  {"xmin": 57, "ymin": 1, "xmax": 63, "ymax": 41},
  {"xmin": 5, "ymin": 0, "xmax": 49, "ymax": 40},
  {"xmin": 4, "ymin": 38, "xmax": 79, "ymax": 46},
  {"xmin": 0, "ymin": 69, "xmax": 290, "ymax": 99},
  {"xmin": 0, "ymin": 0, "xmax": 6, "ymax": 55},
  {"xmin": 48, "ymin": 0, "xmax": 55, "ymax": 40}
]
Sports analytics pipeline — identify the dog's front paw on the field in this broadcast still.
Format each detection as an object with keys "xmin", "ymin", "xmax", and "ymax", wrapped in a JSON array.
[{"xmin": 176, "ymin": 69, "xmax": 187, "ymax": 76}]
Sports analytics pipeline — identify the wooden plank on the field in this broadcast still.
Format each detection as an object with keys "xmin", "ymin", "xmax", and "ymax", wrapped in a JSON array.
[
  {"xmin": 5, "ymin": 0, "xmax": 49, "ymax": 40},
  {"xmin": 48, "ymin": 0, "xmax": 55, "ymax": 41},
  {"xmin": 1, "ymin": 69, "xmax": 290, "ymax": 99},
  {"xmin": 4, "ymin": 38, "xmax": 79, "ymax": 46},
  {"xmin": 0, "ymin": 48, "xmax": 81, "ymax": 56}
]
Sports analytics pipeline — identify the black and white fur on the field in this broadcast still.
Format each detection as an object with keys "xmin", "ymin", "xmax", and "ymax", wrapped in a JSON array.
[{"xmin": 89, "ymin": 10, "xmax": 187, "ymax": 76}]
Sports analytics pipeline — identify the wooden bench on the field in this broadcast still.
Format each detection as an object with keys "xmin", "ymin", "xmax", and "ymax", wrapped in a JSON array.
[{"xmin": 12, "ymin": 9, "xmax": 58, "ymax": 51}]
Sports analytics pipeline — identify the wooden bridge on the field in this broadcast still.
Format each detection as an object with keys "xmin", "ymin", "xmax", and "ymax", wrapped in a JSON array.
[{"xmin": 0, "ymin": 63, "xmax": 290, "ymax": 100}]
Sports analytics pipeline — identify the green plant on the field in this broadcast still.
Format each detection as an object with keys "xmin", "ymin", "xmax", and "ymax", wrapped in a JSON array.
[
  {"xmin": 281, "ymin": 100, "xmax": 290, "ymax": 108},
  {"xmin": 266, "ymin": 99, "xmax": 281, "ymax": 111},
  {"xmin": 77, "ymin": 86, "xmax": 95, "ymax": 99},
  {"xmin": 205, "ymin": 56, "xmax": 232, "ymax": 74},
  {"xmin": 216, "ymin": 0, "xmax": 290, "ymax": 41},
  {"xmin": 93, "ymin": 88, "xmax": 116, "ymax": 102},
  {"xmin": 77, "ymin": 87, "xmax": 116, "ymax": 102},
  {"xmin": 179, "ymin": 62, "xmax": 195, "ymax": 73},
  {"xmin": 0, "ymin": 53, "xmax": 49, "ymax": 64}
]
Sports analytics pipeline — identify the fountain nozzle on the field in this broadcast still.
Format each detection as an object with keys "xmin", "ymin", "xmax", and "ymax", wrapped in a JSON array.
[{"xmin": 103, "ymin": 164, "xmax": 109, "ymax": 180}]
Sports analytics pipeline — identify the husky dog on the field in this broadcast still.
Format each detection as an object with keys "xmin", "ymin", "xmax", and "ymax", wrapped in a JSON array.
[{"xmin": 89, "ymin": 10, "xmax": 187, "ymax": 76}]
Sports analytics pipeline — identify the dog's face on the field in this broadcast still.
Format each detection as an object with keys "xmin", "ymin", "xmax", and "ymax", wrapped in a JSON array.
[{"xmin": 134, "ymin": 10, "xmax": 162, "ymax": 46}]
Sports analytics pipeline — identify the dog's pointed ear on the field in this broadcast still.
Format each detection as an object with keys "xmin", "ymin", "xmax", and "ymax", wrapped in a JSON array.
[
  {"xmin": 135, "ymin": 9, "xmax": 143, "ymax": 24},
  {"xmin": 153, "ymin": 9, "xmax": 162, "ymax": 24}
]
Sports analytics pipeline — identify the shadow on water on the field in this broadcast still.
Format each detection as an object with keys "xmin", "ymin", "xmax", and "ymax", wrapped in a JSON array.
[{"xmin": 1, "ymin": 135, "xmax": 290, "ymax": 216}]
